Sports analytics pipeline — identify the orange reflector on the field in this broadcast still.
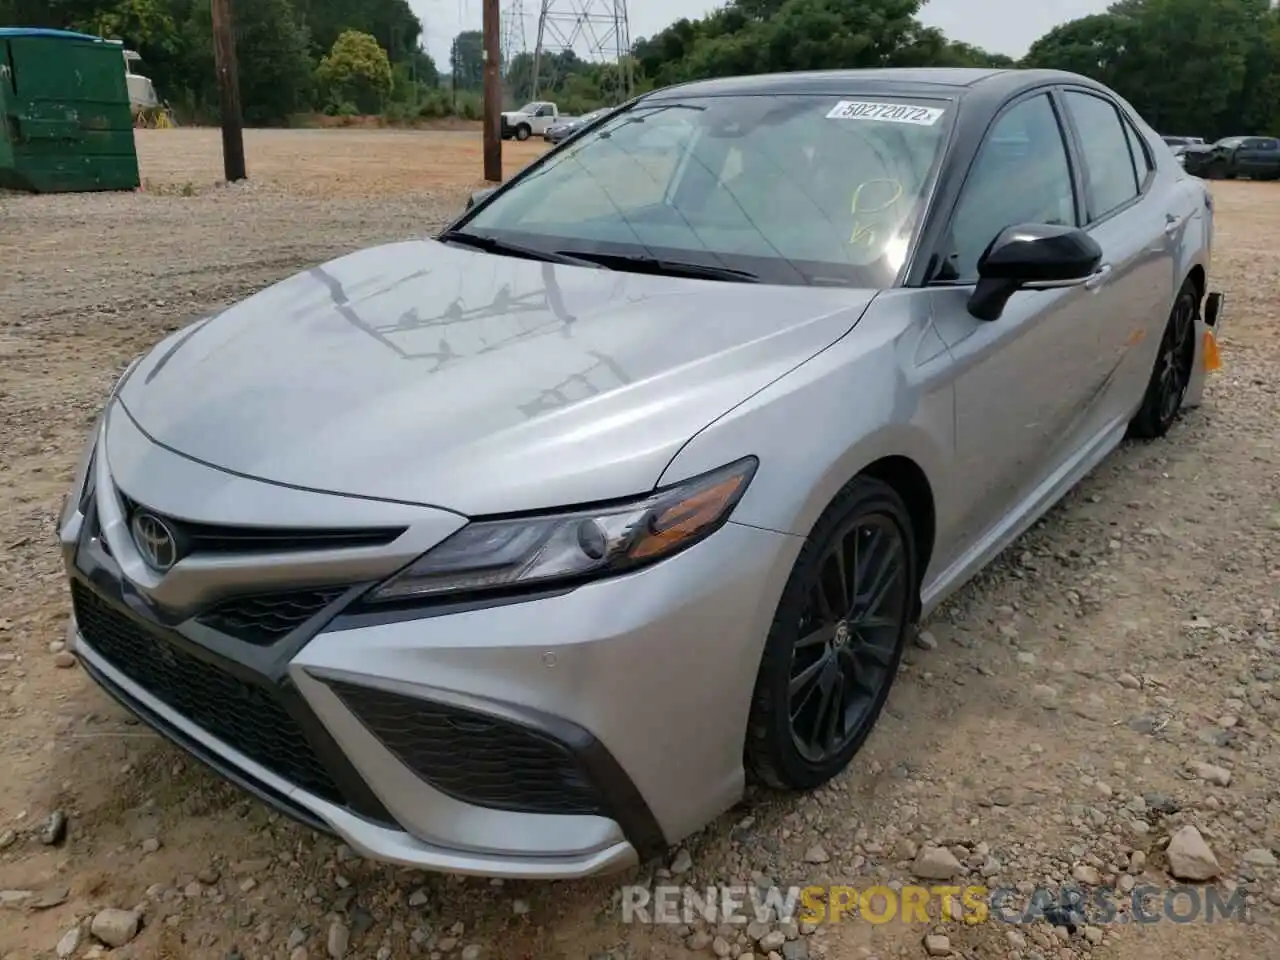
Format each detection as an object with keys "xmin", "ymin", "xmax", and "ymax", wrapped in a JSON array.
[{"xmin": 1203, "ymin": 330, "xmax": 1222, "ymax": 372}]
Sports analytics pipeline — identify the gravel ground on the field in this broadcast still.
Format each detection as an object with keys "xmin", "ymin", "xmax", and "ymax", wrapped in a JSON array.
[{"xmin": 1, "ymin": 131, "xmax": 1278, "ymax": 960}]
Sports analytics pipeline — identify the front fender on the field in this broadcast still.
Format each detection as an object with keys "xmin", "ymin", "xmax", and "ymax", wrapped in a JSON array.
[{"xmin": 658, "ymin": 291, "xmax": 955, "ymax": 582}]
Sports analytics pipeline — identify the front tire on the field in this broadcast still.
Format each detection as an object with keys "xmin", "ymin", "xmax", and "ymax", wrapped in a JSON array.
[
  {"xmin": 745, "ymin": 476, "xmax": 917, "ymax": 791},
  {"xmin": 1128, "ymin": 280, "xmax": 1198, "ymax": 439},
  {"xmin": 515, "ymin": 124, "xmax": 531, "ymax": 141}
]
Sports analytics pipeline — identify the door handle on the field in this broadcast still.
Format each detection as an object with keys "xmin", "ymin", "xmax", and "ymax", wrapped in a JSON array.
[
  {"xmin": 1165, "ymin": 213, "xmax": 1186, "ymax": 236},
  {"xmin": 1084, "ymin": 263, "xmax": 1112, "ymax": 290}
]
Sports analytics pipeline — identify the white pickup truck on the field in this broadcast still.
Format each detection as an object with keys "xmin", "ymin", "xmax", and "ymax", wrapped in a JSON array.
[{"xmin": 500, "ymin": 102, "xmax": 572, "ymax": 141}]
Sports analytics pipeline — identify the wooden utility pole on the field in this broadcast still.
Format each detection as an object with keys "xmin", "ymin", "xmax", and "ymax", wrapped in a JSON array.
[
  {"xmin": 210, "ymin": 0, "xmax": 246, "ymax": 181},
  {"xmin": 482, "ymin": 0, "xmax": 502, "ymax": 182}
]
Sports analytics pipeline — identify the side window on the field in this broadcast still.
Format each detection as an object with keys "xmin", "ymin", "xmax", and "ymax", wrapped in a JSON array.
[
  {"xmin": 945, "ymin": 93, "xmax": 1077, "ymax": 281},
  {"xmin": 1122, "ymin": 117, "xmax": 1152, "ymax": 182},
  {"xmin": 1062, "ymin": 91, "xmax": 1140, "ymax": 220}
]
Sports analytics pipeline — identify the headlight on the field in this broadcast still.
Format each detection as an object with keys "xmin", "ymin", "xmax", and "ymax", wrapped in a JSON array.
[
  {"xmin": 367, "ymin": 457, "xmax": 758, "ymax": 603},
  {"xmin": 59, "ymin": 357, "xmax": 140, "ymax": 524}
]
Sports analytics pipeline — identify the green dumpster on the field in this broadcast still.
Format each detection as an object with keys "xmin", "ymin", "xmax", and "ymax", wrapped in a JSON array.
[{"xmin": 0, "ymin": 27, "xmax": 140, "ymax": 193}]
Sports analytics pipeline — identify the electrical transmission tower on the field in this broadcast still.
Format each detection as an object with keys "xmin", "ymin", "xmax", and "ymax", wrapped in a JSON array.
[
  {"xmin": 532, "ymin": 0, "xmax": 632, "ymax": 103},
  {"xmin": 500, "ymin": 0, "xmax": 527, "ymax": 79}
]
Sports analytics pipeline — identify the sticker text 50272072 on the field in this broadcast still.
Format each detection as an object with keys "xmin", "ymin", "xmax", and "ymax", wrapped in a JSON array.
[{"xmin": 826, "ymin": 100, "xmax": 945, "ymax": 126}]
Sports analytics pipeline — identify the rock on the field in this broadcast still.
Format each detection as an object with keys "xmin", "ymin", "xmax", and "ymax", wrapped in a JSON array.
[
  {"xmin": 1187, "ymin": 761, "xmax": 1231, "ymax": 787},
  {"xmin": 803, "ymin": 845, "xmax": 830, "ymax": 864},
  {"xmin": 1165, "ymin": 826, "xmax": 1221, "ymax": 881},
  {"xmin": 1243, "ymin": 848, "xmax": 1277, "ymax": 867},
  {"xmin": 1072, "ymin": 865, "xmax": 1101, "ymax": 885},
  {"xmin": 460, "ymin": 946, "xmax": 483, "ymax": 960},
  {"xmin": 1015, "ymin": 652, "xmax": 1036, "ymax": 666},
  {"xmin": 0, "ymin": 830, "xmax": 15, "ymax": 850},
  {"xmin": 141, "ymin": 837, "xmax": 160, "ymax": 854},
  {"xmin": 287, "ymin": 928, "xmax": 307, "ymax": 949},
  {"xmin": 670, "ymin": 848, "xmax": 693, "ymax": 874},
  {"xmin": 54, "ymin": 651, "xmax": 77, "ymax": 669},
  {"xmin": 91, "ymin": 908, "xmax": 140, "ymax": 947},
  {"xmin": 781, "ymin": 941, "xmax": 808, "ymax": 960},
  {"xmin": 759, "ymin": 930, "xmax": 786, "ymax": 951},
  {"xmin": 512, "ymin": 898, "xmax": 530, "ymax": 915},
  {"xmin": 712, "ymin": 937, "xmax": 731, "ymax": 957},
  {"xmin": 290, "ymin": 949, "xmax": 309, "ymax": 960},
  {"xmin": 912, "ymin": 847, "xmax": 962, "ymax": 880},
  {"xmin": 1117, "ymin": 673, "xmax": 1142, "ymax": 690},
  {"xmin": 1129, "ymin": 851, "xmax": 1147, "ymax": 874},
  {"xmin": 1084, "ymin": 926, "xmax": 1104, "ymax": 945},
  {"xmin": 56, "ymin": 925, "xmax": 82, "ymax": 958},
  {"xmin": 0, "ymin": 890, "xmax": 33, "ymax": 907},
  {"xmin": 40, "ymin": 811, "xmax": 67, "ymax": 846},
  {"xmin": 923, "ymin": 933, "xmax": 952, "ymax": 956},
  {"xmin": 327, "ymin": 920, "xmax": 349, "ymax": 959},
  {"xmin": 915, "ymin": 630, "xmax": 938, "ymax": 651},
  {"xmin": 31, "ymin": 886, "xmax": 70, "ymax": 910},
  {"xmin": 407, "ymin": 889, "xmax": 429, "ymax": 907}
]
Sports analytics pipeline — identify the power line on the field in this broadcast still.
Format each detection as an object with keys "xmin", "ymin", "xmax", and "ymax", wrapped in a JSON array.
[{"xmin": 532, "ymin": 0, "xmax": 631, "ymax": 102}]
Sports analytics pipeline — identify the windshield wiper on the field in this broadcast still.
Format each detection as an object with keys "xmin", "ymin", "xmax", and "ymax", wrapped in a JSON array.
[
  {"xmin": 437, "ymin": 230, "xmax": 608, "ymax": 269},
  {"xmin": 563, "ymin": 251, "xmax": 760, "ymax": 283}
]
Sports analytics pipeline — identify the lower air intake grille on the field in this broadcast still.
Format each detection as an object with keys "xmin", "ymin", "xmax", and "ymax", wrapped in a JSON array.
[
  {"xmin": 71, "ymin": 582, "xmax": 345, "ymax": 806},
  {"xmin": 197, "ymin": 588, "xmax": 347, "ymax": 645},
  {"xmin": 328, "ymin": 680, "xmax": 609, "ymax": 817}
]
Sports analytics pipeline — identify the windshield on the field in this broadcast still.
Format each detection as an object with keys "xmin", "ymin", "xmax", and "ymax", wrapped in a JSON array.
[
  {"xmin": 460, "ymin": 93, "xmax": 954, "ymax": 287},
  {"xmin": 518, "ymin": 103, "xmax": 541, "ymax": 114}
]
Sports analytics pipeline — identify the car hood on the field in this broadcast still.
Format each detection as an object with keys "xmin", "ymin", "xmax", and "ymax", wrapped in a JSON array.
[
  {"xmin": 116, "ymin": 240, "xmax": 877, "ymax": 515},
  {"xmin": 1180, "ymin": 144, "xmax": 1214, "ymax": 154}
]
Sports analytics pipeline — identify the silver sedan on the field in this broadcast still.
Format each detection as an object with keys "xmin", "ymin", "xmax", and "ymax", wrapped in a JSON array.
[{"xmin": 61, "ymin": 67, "xmax": 1224, "ymax": 880}]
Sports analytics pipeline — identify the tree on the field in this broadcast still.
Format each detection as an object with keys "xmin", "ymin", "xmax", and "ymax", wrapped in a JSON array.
[
  {"xmin": 1024, "ymin": 0, "xmax": 1273, "ymax": 139},
  {"xmin": 297, "ymin": 0, "xmax": 422, "ymax": 64},
  {"xmin": 449, "ymin": 30, "xmax": 484, "ymax": 90},
  {"xmin": 315, "ymin": 29, "xmax": 393, "ymax": 113}
]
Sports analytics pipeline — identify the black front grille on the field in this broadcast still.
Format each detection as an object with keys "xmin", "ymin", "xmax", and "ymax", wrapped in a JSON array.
[
  {"xmin": 71, "ymin": 582, "xmax": 346, "ymax": 806},
  {"xmin": 116, "ymin": 493, "xmax": 404, "ymax": 555},
  {"xmin": 197, "ymin": 588, "xmax": 347, "ymax": 645},
  {"xmin": 329, "ymin": 680, "xmax": 608, "ymax": 817}
]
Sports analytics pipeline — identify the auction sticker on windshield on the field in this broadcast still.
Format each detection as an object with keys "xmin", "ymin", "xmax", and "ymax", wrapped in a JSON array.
[{"xmin": 826, "ymin": 101, "xmax": 944, "ymax": 125}]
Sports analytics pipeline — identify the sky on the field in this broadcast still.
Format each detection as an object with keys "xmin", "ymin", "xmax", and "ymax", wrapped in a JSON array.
[{"xmin": 409, "ymin": 0, "xmax": 1112, "ymax": 67}]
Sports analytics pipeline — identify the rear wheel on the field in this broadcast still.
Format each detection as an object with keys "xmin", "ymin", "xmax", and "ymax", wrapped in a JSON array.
[
  {"xmin": 745, "ymin": 477, "xmax": 916, "ymax": 790},
  {"xmin": 1129, "ymin": 281, "xmax": 1198, "ymax": 439}
]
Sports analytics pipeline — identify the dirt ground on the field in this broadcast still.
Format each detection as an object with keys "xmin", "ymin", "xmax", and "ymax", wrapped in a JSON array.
[{"xmin": 1, "ymin": 128, "xmax": 1278, "ymax": 960}]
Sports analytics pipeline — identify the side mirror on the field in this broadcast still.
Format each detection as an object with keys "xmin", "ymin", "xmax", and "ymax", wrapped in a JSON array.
[
  {"xmin": 967, "ymin": 223, "xmax": 1103, "ymax": 321},
  {"xmin": 465, "ymin": 186, "xmax": 498, "ymax": 211}
]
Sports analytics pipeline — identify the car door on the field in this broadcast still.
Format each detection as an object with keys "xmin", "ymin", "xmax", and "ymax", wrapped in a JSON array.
[
  {"xmin": 1240, "ymin": 137, "xmax": 1280, "ymax": 178},
  {"xmin": 1057, "ymin": 88, "xmax": 1176, "ymax": 428},
  {"xmin": 928, "ymin": 89, "xmax": 1110, "ymax": 554}
]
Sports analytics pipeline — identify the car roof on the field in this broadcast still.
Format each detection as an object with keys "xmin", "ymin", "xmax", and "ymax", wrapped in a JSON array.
[{"xmin": 645, "ymin": 67, "xmax": 1111, "ymax": 104}]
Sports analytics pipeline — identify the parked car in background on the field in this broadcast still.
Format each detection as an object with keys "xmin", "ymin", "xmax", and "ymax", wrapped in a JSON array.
[
  {"xmin": 544, "ymin": 107, "xmax": 612, "ymax": 144},
  {"xmin": 62, "ymin": 67, "xmax": 1224, "ymax": 881},
  {"xmin": 501, "ymin": 101, "xmax": 567, "ymax": 141},
  {"xmin": 1180, "ymin": 135, "xmax": 1280, "ymax": 179}
]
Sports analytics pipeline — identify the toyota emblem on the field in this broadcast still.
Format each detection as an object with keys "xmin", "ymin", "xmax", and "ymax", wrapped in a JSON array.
[{"xmin": 130, "ymin": 512, "xmax": 179, "ymax": 572}]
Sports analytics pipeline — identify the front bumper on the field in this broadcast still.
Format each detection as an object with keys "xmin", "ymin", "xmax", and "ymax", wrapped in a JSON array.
[{"xmin": 61, "ymin": 408, "xmax": 800, "ymax": 878}]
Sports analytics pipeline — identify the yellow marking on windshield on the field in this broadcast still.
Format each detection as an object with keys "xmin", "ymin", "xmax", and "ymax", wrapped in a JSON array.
[{"xmin": 848, "ymin": 179, "xmax": 905, "ymax": 246}]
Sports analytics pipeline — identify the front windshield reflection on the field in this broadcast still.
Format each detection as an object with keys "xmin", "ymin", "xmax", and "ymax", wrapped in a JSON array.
[{"xmin": 466, "ymin": 93, "xmax": 954, "ymax": 287}]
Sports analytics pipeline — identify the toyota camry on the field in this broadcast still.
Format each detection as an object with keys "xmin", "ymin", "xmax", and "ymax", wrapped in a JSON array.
[{"xmin": 60, "ymin": 67, "xmax": 1225, "ymax": 879}]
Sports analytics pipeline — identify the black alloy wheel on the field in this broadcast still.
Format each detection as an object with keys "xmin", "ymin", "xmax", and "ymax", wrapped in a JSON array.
[
  {"xmin": 746, "ymin": 477, "xmax": 916, "ymax": 790},
  {"xmin": 1129, "ymin": 281, "xmax": 1198, "ymax": 440}
]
